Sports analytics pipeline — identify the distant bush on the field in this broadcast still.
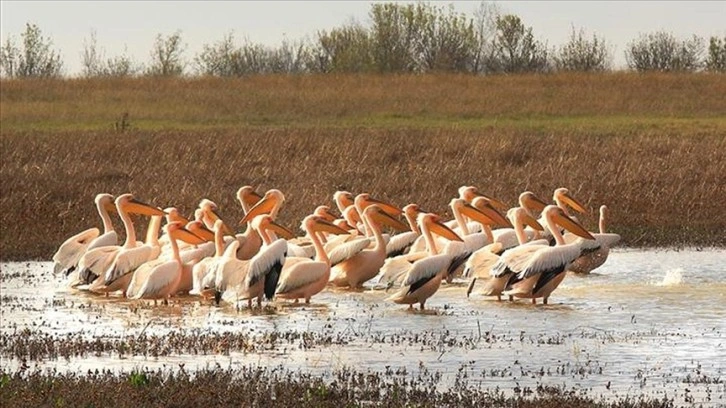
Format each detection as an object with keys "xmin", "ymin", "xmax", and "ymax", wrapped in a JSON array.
[
  {"xmin": 0, "ymin": 23, "xmax": 63, "ymax": 78},
  {"xmin": 555, "ymin": 26, "xmax": 611, "ymax": 72},
  {"xmin": 312, "ymin": 24, "xmax": 375, "ymax": 73},
  {"xmin": 145, "ymin": 31, "xmax": 186, "ymax": 77},
  {"xmin": 705, "ymin": 36, "xmax": 726, "ymax": 72},
  {"xmin": 81, "ymin": 30, "xmax": 137, "ymax": 77},
  {"xmin": 625, "ymin": 31, "xmax": 704, "ymax": 72},
  {"xmin": 486, "ymin": 14, "xmax": 550, "ymax": 73}
]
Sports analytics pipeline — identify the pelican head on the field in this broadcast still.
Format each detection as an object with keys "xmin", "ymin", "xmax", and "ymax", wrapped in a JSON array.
[
  {"xmin": 354, "ymin": 193, "xmax": 402, "ymax": 217},
  {"xmin": 418, "ymin": 213, "xmax": 463, "ymax": 242},
  {"xmin": 199, "ymin": 199, "xmax": 233, "ymax": 236},
  {"xmin": 251, "ymin": 214, "xmax": 295, "ymax": 240},
  {"xmin": 115, "ymin": 194, "xmax": 164, "ymax": 216},
  {"xmin": 240, "ymin": 189, "xmax": 285, "ymax": 224},
  {"xmin": 403, "ymin": 203, "xmax": 423, "ymax": 234},
  {"xmin": 313, "ymin": 205, "xmax": 337, "ymax": 222},
  {"xmin": 554, "ymin": 188, "xmax": 587, "ymax": 214},
  {"xmin": 458, "ymin": 186, "xmax": 508, "ymax": 212},
  {"xmin": 166, "ymin": 221, "xmax": 207, "ymax": 245},
  {"xmin": 544, "ymin": 205, "xmax": 594, "ymax": 239},
  {"xmin": 518, "ymin": 191, "xmax": 548, "ymax": 215},
  {"xmin": 186, "ymin": 220, "xmax": 215, "ymax": 242},
  {"xmin": 333, "ymin": 191, "xmax": 355, "ymax": 213},
  {"xmin": 237, "ymin": 186, "xmax": 263, "ymax": 212},
  {"xmin": 333, "ymin": 218, "xmax": 356, "ymax": 231},
  {"xmin": 302, "ymin": 215, "xmax": 350, "ymax": 236},
  {"xmin": 363, "ymin": 204, "xmax": 409, "ymax": 232},
  {"xmin": 509, "ymin": 207, "xmax": 544, "ymax": 231},
  {"xmin": 95, "ymin": 193, "xmax": 116, "ymax": 213},
  {"xmin": 469, "ymin": 197, "xmax": 514, "ymax": 228},
  {"xmin": 164, "ymin": 207, "xmax": 190, "ymax": 225},
  {"xmin": 342, "ymin": 205, "xmax": 363, "ymax": 232}
]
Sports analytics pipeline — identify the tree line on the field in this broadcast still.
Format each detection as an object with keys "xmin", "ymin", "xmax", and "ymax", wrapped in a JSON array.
[{"xmin": 2, "ymin": 2, "xmax": 725, "ymax": 78}]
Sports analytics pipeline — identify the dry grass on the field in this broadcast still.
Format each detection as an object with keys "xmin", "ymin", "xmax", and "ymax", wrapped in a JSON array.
[
  {"xmin": 1, "ymin": 127, "xmax": 724, "ymax": 260},
  {"xmin": 1, "ymin": 73, "xmax": 725, "ymax": 260},
  {"xmin": 0, "ymin": 367, "xmax": 677, "ymax": 408}
]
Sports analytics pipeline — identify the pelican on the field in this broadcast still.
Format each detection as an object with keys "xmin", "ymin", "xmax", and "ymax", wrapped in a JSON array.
[
  {"xmin": 499, "ymin": 205, "xmax": 595, "ymax": 304},
  {"xmin": 333, "ymin": 191, "xmax": 355, "ymax": 215},
  {"xmin": 237, "ymin": 186, "xmax": 263, "ymax": 214},
  {"xmin": 232, "ymin": 215, "xmax": 292, "ymax": 308},
  {"xmin": 566, "ymin": 205, "xmax": 621, "ymax": 274},
  {"xmin": 329, "ymin": 205, "xmax": 409, "ymax": 288},
  {"xmin": 285, "ymin": 206, "xmax": 335, "ymax": 259},
  {"xmin": 190, "ymin": 220, "xmax": 228, "ymax": 298},
  {"xmin": 237, "ymin": 189, "xmax": 285, "ymax": 259},
  {"xmin": 386, "ymin": 213, "xmax": 463, "ymax": 310},
  {"xmin": 385, "ymin": 203, "xmax": 424, "ymax": 258},
  {"xmin": 53, "ymin": 193, "xmax": 117, "ymax": 277},
  {"xmin": 275, "ymin": 215, "xmax": 349, "ymax": 304},
  {"xmin": 90, "ymin": 214, "xmax": 164, "ymax": 296},
  {"xmin": 76, "ymin": 194, "xmax": 164, "ymax": 285},
  {"xmin": 531, "ymin": 188, "xmax": 588, "ymax": 244},
  {"xmin": 464, "ymin": 207, "xmax": 545, "ymax": 299},
  {"xmin": 489, "ymin": 192, "xmax": 549, "ymax": 253},
  {"xmin": 127, "ymin": 222, "xmax": 206, "ymax": 304}
]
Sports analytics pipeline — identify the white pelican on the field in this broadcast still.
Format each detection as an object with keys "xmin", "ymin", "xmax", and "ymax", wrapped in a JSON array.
[
  {"xmin": 127, "ymin": 222, "xmax": 206, "ymax": 304},
  {"xmin": 76, "ymin": 194, "xmax": 164, "ymax": 285},
  {"xmin": 232, "ymin": 215, "xmax": 293, "ymax": 308},
  {"xmin": 285, "ymin": 206, "xmax": 335, "ymax": 259},
  {"xmin": 237, "ymin": 186, "xmax": 263, "ymax": 214},
  {"xmin": 566, "ymin": 205, "xmax": 621, "ymax": 274},
  {"xmin": 464, "ymin": 207, "xmax": 545, "ymax": 299},
  {"xmin": 329, "ymin": 205, "xmax": 409, "ymax": 288},
  {"xmin": 386, "ymin": 213, "xmax": 463, "ymax": 310},
  {"xmin": 275, "ymin": 215, "xmax": 349, "ymax": 304},
  {"xmin": 237, "ymin": 189, "xmax": 286, "ymax": 259},
  {"xmin": 530, "ymin": 188, "xmax": 588, "ymax": 245},
  {"xmin": 53, "ymin": 193, "xmax": 117, "ymax": 277},
  {"xmin": 190, "ymin": 220, "xmax": 228, "ymax": 298},
  {"xmin": 499, "ymin": 205, "xmax": 595, "ymax": 304},
  {"xmin": 385, "ymin": 203, "xmax": 424, "ymax": 258},
  {"xmin": 333, "ymin": 191, "xmax": 355, "ymax": 215}
]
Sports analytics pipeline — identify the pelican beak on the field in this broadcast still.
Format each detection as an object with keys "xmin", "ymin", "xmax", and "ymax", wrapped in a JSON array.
[
  {"xmin": 205, "ymin": 208, "xmax": 234, "ymax": 236},
  {"xmin": 240, "ymin": 195, "xmax": 278, "ymax": 225},
  {"xmin": 334, "ymin": 219, "xmax": 356, "ymax": 231},
  {"xmin": 371, "ymin": 208, "xmax": 409, "ymax": 232},
  {"xmin": 554, "ymin": 211, "xmax": 595, "ymax": 240},
  {"xmin": 125, "ymin": 198, "xmax": 165, "ymax": 216},
  {"xmin": 362, "ymin": 197, "xmax": 402, "ymax": 217},
  {"xmin": 473, "ymin": 193, "xmax": 508, "ymax": 212},
  {"xmin": 346, "ymin": 207, "xmax": 362, "ymax": 225},
  {"xmin": 187, "ymin": 222, "xmax": 215, "ymax": 242},
  {"xmin": 267, "ymin": 220, "xmax": 295, "ymax": 240},
  {"xmin": 523, "ymin": 194, "xmax": 548, "ymax": 213},
  {"xmin": 562, "ymin": 192, "xmax": 588, "ymax": 214},
  {"xmin": 314, "ymin": 218, "xmax": 350, "ymax": 235},
  {"xmin": 521, "ymin": 212, "xmax": 544, "ymax": 231},
  {"xmin": 429, "ymin": 219, "xmax": 464, "ymax": 242},
  {"xmin": 463, "ymin": 202, "xmax": 513, "ymax": 228},
  {"xmin": 103, "ymin": 202, "xmax": 117, "ymax": 213},
  {"xmin": 319, "ymin": 208, "xmax": 337, "ymax": 222},
  {"xmin": 170, "ymin": 226, "xmax": 207, "ymax": 245},
  {"xmin": 244, "ymin": 190, "xmax": 263, "ymax": 208}
]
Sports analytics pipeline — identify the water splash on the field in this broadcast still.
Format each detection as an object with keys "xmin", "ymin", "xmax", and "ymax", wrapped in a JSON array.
[{"xmin": 655, "ymin": 268, "xmax": 683, "ymax": 286}]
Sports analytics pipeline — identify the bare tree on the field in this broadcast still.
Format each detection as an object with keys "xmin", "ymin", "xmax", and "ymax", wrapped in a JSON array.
[
  {"xmin": 555, "ymin": 26, "xmax": 611, "ymax": 72},
  {"xmin": 146, "ymin": 31, "xmax": 186, "ymax": 76},
  {"xmin": 487, "ymin": 14, "xmax": 549, "ymax": 74},
  {"xmin": 625, "ymin": 31, "xmax": 704, "ymax": 72},
  {"xmin": 0, "ymin": 23, "xmax": 63, "ymax": 78},
  {"xmin": 705, "ymin": 36, "xmax": 726, "ymax": 73},
  {"xmin": 472, "ymin": 1, "xmax": 501, "ymax": 74}
]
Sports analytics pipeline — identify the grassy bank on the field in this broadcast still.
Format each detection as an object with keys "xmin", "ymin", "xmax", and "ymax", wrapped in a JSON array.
[
  {"xmin": 1, "ymin": 73, "xmax": 725, "ymax": 260},
  {"xmin": 0, "ymin": 367, "xmax": 678, "ymax": 408}
]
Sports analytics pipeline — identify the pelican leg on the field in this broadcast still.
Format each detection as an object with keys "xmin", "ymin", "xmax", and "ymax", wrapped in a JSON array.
[
  {"xmin": 497, "ymin": 295, "xmax": 502, "ymax": 301},
  {"xmin": 257, "ymin": 295, "xmax": 262, "ymax": 308},
  {"xmin": 531, "ymin": 298, "xmax": 537, "ymax": 305},
  {"xmin": 408, "ymin": 304, "xmax": 413, "ymax": 310},
  {"xmin": 247, "ymin": 299, "xmax": 252, "ymax": 309},
  {"xmin": 508, "ymin": 295, "xmax": 513, "ymax": 302},
  {"xmin": 305, "ymin": 297, "xmax": 311, "ymax": 304},
  {"xmin": 293, "ymin": 299, "xmax": 299, "ymax": 304},
  {"xmin": 419, "ymin": 301, "xmax": 425, "ymax": 311},
  {"xmin": 543, "ymin": 297, "xmax": 548, "ymax": 305}
]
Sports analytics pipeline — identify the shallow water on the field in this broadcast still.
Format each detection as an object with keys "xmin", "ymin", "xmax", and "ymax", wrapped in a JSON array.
[{"xmin": 1, "ymin": 249, "xmax": 725, "ymax": 405}]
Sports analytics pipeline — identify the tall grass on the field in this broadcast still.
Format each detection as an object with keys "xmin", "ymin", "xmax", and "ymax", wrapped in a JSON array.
[{"xmin": 1, "ymin": 126, "xmax": 724, "ymax": 260}]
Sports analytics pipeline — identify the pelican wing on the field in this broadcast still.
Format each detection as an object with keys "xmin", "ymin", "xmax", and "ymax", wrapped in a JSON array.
[
  {"xmin": 276, "ymin": 261, "xmax": 327, "ymax": 294},
  {"xmin": 245, "ymin": 239, "xmax": 288, "ymax": 289},
  {"xmin": 132, "ymin": 260, "xmax": 180, "ymax": 299},
  {"xmin": 287, "ymin": 242, "xmax": 315, "ymax": 259},
  {"xmin": 385, "ymin": 231, "xmax": 419, "ymax": 258},
  {"xmin": 462, "ymin": 244, "xmax": 502, "ymax": 279},
  {"xmin": 519, "ymin": 244, "xmax": 582, "ymax": 280},
  {"xmin": 53, "ymin": 228, "xmax": 100, "ymax": 275},
  {"xmin": 105, "ymin": 245, "xmax": 158, "ymax": 285},
  {"xmin": 377, "ymin": 251, "xmax": 427, "ymax": 287},
  {"xmin": 178, "ymin": 242, "xmax": 215, "ymax": 264},
  {"xmin": 401, "ymin": 254, "xmax": 450, "ymax": 288},
  {"xmin": 328, "ymin": 238, "xmax": 371, "ymax": 267},
  {"xmin": 490, "ymin": 244, "xmax": 548, "ymax": 278},
  {"xmin": 87, "ymin": 231, "xmax": 119, "ymax": 251}
]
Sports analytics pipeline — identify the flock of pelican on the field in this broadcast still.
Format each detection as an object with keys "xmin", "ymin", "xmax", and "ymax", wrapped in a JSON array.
[{"xmin": 53, "ymin": 186, "xmax": 620, "ymax": 310}]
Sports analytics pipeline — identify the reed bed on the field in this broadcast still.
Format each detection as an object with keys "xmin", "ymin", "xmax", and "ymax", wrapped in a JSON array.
[{"xmin": 1, "ymin": 73, "xmax": 725, "ymax": 260}]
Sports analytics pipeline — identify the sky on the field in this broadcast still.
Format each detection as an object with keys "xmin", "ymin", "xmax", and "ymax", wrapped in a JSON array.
[{"xmin": 2, "ymin": 1, "xmax": 725, "ymax": 75}]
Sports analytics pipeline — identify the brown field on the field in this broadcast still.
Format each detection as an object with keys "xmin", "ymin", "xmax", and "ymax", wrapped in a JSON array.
[{"xmin": 1, "ymin": 73, "xmax": 726, "ymax": 260}]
